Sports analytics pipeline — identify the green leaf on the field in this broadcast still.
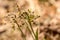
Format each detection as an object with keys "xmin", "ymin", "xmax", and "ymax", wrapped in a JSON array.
[{"xmin": 35, "ymin": 29, "xmax": 38, "ymax": 40}]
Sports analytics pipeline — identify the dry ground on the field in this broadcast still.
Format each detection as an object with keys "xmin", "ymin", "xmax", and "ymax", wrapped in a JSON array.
[{"xmin": 0, "ymin": 0, "xmax": 60, "ymax": 40}]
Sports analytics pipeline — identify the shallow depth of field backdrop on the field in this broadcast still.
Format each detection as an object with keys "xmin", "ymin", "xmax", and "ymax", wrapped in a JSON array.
[{"xmin": 0, "ymin": 0, "xmax": 60, "ymax": 40}]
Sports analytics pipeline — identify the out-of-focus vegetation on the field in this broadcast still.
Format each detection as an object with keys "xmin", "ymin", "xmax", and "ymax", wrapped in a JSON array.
[
  {"xmin": 39, "ymin": 0, "xmax": 48, "ymax": 2},
  {"xmin": 11, "ymin": 8, "xmax": 38, "ymax": 40}
]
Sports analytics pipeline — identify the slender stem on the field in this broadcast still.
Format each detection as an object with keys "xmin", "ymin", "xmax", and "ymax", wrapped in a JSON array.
[
  {"xmin": 13, "ymin": 19, "xmax": 26, "ymax": 40},
  {"xmin": 25, "ymin": 13, "xmax": 36, "ymax": 38}
]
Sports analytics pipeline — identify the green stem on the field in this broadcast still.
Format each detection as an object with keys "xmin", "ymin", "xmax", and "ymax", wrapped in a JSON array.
[
  {"xmin": 13, "ymin": 19, "xmax": 26, "ymax": 40},
  {"xmin": 26, "ymin": 13, "xmax": 36, "ymax": 38}
]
